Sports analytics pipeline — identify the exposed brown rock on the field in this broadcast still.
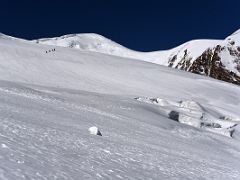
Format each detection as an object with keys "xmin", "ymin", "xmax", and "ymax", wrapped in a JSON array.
[
  {"xmin": 175, "ymin": 49, "xmax": 192, "ymax": 71},
  {"xmin": 168, "ymin": 55, "xmax": 177, "ymax": 67},
  {"xmin": 188, "ymin": 45, "xmax": 240, "ymax": 85}
]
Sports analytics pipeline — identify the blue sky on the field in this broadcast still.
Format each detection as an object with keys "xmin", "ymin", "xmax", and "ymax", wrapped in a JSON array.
[{"xmin": 1, "ymin": 0, "xmax": 240, "ymax": 51}]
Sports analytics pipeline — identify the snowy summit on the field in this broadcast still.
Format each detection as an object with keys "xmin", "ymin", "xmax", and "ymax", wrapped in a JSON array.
[{"xmin": 35, "ymin": 29, "xmax": 240, "ymax": 85}]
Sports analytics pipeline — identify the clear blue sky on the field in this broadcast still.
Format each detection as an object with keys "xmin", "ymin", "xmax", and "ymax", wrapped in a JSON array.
[{"xmin": 1, "ymin": 0, "xmax": 240, "ymax": 51}]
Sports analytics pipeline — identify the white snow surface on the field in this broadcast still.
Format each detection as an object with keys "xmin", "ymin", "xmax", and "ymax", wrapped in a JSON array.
[
  {"xmin": 34, "ymin": 33, "xmax": 171, "ymax": 64},
  {"xmin": 0, "ymin": 34, "xmax": 240, "ymax": 179},
  {"xmin": 34, "ymin": 30, "xmax": 240, "ymax": 75},
  {"xmin": 226, "ymin": 29, "xmax": 240, "ymax": 46}
]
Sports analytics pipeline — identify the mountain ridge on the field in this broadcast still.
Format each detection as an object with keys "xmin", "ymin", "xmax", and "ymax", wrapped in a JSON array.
[{"xmin": 33, "ymin": 29, "xmax": 240, "ymax": 85}]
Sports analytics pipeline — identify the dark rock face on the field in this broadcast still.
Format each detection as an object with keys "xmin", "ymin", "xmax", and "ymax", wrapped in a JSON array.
[
  {"xmin": 168, "ymin": 55, "xmax": 177, "ymax": 68},
  {"xmin": 167, "ymin": 44, "xmax": 240, "ymax": 85},
  {"xmin": 200, "ymin": 122, "xmax": 222, "ymax": 128},
  {"xmin": 190, "ymin": 45, "xmax": 240, "ymax": 85},
  {"xmin": 97, "ymin": 130, "xmax": 102, "ymax": 136},
  {"xmin": 176, "ymin": 49, "xmax": 192, "ymax": 71},
  {"xmin": 168, "ymin": 111, "xmax": 179, "ymax": 122}
]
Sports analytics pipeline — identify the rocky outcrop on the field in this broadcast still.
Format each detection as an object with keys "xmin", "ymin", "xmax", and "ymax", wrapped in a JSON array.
[
  {"xmin": 190, "ymin": 45, "xmax": 240, "ymax": 85},
  {"xmin": 167, "ymin": 44, "xmax": 240, "ymax": 85}
]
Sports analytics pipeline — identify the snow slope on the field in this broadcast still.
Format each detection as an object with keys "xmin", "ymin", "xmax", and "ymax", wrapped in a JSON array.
[
  {"xmin": 0, "ymin": 35, "xmax": 240, "ymax": 179},
  {"xmin": 34, "ymin": 33, "xmax": 171, "ymax": 64},
  {"xmin": 35, "ymin": 29, "xmax": 240, "ymax": 84},
  {"xmin": 226, "ymin": 29, "xmax": 240, "ymax": 46}
]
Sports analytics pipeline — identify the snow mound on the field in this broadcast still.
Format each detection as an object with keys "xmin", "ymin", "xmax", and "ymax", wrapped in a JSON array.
[
  {"xmin": 88, "ymin": 126, "xmax": 102, "ymax": 136},
  {"xmin": 179, "ymin": 100, "xmax": 203, "ymax": 112},
  {"xmin": 135, "ymin": 97, "xmax": 239, "ymax": 137}
]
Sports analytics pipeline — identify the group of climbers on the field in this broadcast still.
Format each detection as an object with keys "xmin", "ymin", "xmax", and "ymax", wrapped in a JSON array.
[{"xmin": 46, "ymin": 48, "xmax": 56, "ymax": 53}]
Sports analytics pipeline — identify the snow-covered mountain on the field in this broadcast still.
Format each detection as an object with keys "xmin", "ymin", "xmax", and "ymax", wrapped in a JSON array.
[
  {"xmin": 33, "ymin": 33, "xmax": 171, "ymax": 63},
  {"xmin": 34, "ymin": 29, "xmax": 240, "ymax": 85},
  {"xmin": 0, "ymin": 32, "xmax": 240, "ymax": 179}
]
